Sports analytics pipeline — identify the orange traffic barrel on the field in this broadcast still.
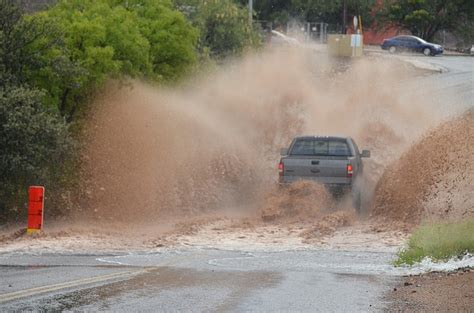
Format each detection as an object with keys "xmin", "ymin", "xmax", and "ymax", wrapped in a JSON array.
[{"xmin": 27, "ymin": 186, "xmax": 45, "ymax": 234}]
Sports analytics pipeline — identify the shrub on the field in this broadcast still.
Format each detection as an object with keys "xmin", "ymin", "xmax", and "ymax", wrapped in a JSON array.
[
  {"xmin": 0, "ymin": 86, "xmax": 74, "ymax": 221},
  {"xmin": 395, "ymin": 218, "xmax": 474, "ymax": 266}
]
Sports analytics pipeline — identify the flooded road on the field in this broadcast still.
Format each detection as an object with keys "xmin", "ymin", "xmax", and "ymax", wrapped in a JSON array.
[
  {"xmin": 0, "ymin": 247, "xmax": 398, "ymax": 311},
  {"xmin": 1, "ymin": 243, "xmax": 472, "ymax": 311}
]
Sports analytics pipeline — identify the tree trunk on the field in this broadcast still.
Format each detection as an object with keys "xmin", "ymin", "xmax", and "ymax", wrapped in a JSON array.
[{"xmin": 59, "ymin": 88, "xmax": 70, "ymax": 116}]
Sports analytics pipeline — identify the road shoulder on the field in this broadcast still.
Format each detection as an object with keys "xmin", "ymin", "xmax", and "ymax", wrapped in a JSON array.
[{"xmin": 386, "ymin": 268, "xmax": 474, "ymax": 311}]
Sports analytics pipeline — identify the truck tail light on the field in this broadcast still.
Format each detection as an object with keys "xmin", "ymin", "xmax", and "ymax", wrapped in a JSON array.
[
  {"xmin": 347, "ymin": 164, "xmax": 353, "ymax": 177},
  {"xmin": 278, "ymin": 161, "xmax": 284, "ymax": 176}
]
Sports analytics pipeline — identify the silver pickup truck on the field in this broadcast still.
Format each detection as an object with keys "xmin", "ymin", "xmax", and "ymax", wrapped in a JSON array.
[{"xmin": 278, "ymin": 136, "xmax": 370, "ymax": 212}]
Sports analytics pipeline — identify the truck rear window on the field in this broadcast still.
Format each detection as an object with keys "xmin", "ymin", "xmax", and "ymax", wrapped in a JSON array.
[{"xmin": 290, "ymin": 139, "xmax": 352, "ymax": 156}]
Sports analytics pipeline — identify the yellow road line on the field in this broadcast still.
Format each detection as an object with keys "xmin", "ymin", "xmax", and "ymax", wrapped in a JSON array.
[
  {"xmin": 0, "ymin": 250, "xmax": 199, "ymax": 304},
  {"xmin": 0, "ymin": 269, "xmax": 145, "ymax": 304}
]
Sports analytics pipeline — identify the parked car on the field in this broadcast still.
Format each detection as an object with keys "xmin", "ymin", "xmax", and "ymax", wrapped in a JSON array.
[
  {"xmin": 278, "ymin": 136, "xmax": 370, "ymax": 212},
  {"xmin": 381, "ymin": 35, "xmax": 443, "ymax": 56}
]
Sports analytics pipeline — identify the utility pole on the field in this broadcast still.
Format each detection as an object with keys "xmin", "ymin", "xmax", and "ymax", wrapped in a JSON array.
[
  {"xmin": 342, "ymin": 0, "xmax": 347, "ymax": 34},
  {"xmin": 249, "ymin": 0, "xmax": 253, "ymax": 24}
]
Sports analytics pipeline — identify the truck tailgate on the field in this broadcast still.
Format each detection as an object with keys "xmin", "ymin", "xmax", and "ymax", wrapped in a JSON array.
[{"xmin": 282, "ymin": 156, "xmax": 353, "ymax": 184}]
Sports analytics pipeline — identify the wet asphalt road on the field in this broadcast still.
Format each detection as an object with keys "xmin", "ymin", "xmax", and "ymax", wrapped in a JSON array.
[
  {"xmin": 0, "ymin": 55, "xmax": 472, "ymax": 312},
  {"xmin": 0, "ymin": 248, "xmax": 399, "ymax": 311},
  {"xmin": 401, "ymin": 54, "xmax": 473, "ymax": 112}
]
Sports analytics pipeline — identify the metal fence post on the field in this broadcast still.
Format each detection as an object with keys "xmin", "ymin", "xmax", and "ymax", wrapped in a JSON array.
[{"xmin": 320, "ymin": 22, "xmax": 324, "ymax": 43}]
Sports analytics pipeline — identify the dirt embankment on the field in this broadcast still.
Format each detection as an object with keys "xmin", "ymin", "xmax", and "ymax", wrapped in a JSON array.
[{"xmin": 371, "ymin": 110, "xmax": 474, "ymax": 228}]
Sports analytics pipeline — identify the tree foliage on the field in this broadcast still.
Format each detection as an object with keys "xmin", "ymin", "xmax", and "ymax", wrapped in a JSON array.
[
  {"xmin": 380, "ymin": 0, "xmax": 474, "ymax": 41},
  {"xmin": 0, "ymin": 86, "xmax": 74, "ymax": 218},
  {"xmin": 240, "ymin": 0, "xmax": 376, "ymax": 29},
  {"xmin": 176, "ymin": 0, "xmax": 261, "ymax": 59},
  {"xmin": 0, "ymin": 1, "xmax": 60, "ymax": 87},
  {"xmin": 36, "ymin": 0, "xmax": 198, "ymax": 120},
  {"xmin": 117, "ymin": 0, "xmax": 199, "ymax": 79},
  {"xmin": 0, "ymin": 87, "xmax": 72, "ymax": 183}
]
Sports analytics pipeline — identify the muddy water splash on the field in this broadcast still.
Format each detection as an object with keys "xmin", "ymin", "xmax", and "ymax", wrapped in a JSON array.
[
  {"xmin": 372, "ymin": 109, "xmax": 474, "ymax": 228},
  {"xmin": 80, "ymin": 48, "xmax": 444, "ymax": 224}
]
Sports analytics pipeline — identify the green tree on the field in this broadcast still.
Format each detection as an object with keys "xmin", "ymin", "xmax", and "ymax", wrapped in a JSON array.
[
  {"xmin": 37, "ymin": 0, "xmax": 151, "ymax": 120},
  {"xmin": 0, "ymin": 0, "xmax": 60, "ymax": 87},
  {"xmin": 36, "ymin": 0, "xmax": 198, "ymax": 120},
  {"xmin": 116, "ymin": 0, "xmax": 199, "ymax": 80},
  {"xmin": 380, "ymin": 0, "xmax": 474, "ymax": 41},
  {"xmin": 0, "ymin": 86, "xmax": 74, "ymax": 220},
  {"xmin": 176, "ymin": 0, "xmax": 261, "ymax": 59}
]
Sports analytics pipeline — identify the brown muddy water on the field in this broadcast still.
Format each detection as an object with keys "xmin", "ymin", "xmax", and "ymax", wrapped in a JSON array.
[{"xmin": 70, "ymin": 46, "xmax": 463, "ymax": 238}]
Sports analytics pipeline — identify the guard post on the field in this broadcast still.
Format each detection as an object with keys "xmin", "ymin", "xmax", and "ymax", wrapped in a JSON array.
[{"xmin": 27, "ymin": 186, "xmax": 45, "ymax": 234}]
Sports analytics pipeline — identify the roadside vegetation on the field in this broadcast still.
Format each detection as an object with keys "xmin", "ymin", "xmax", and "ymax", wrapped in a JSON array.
[
  {"xmin": 176, "ymin": 0, "xmax": 261, "ymax": 60},
  {"xmin": 395, "ymin": 218, "xmax": 474, "ymax": 266},
  {"xmin": 379, "ymin": 0, "xmax": 474, "ymax": 45},
  {"xmin": 246, "ymin": 0, "xmax": 376, "ymax": 32}
]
